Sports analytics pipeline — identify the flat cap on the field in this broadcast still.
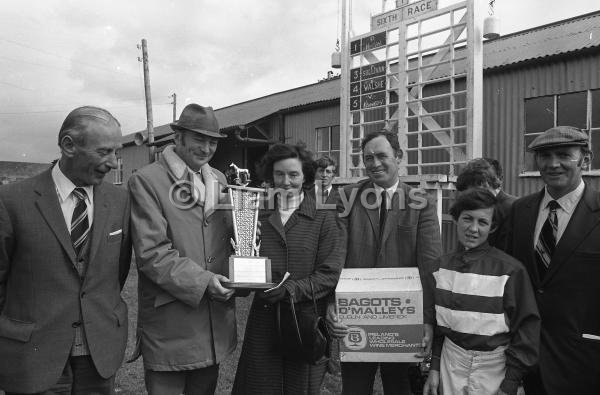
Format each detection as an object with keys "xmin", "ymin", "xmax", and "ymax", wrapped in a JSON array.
[{"xmin": 527, "ymin": 126, "xmax": 589, "ymax": 151}]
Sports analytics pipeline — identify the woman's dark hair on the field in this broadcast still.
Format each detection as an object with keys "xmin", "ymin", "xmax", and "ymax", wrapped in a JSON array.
[
  {"xmin": 256, "ymin": 143, "xmax": 316, "ymax": 188},
  {"xmin": 456, "ymin": 158, "xmax": 502, "ymax": 191},
  {"xmin": 449, "ymin": 187, "xmax": 497, "ymax": 221}
]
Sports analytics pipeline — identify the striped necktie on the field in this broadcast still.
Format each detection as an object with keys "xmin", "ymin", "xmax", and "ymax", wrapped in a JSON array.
[
  {"xmin": 535, "ymin": 200, "xmax": 559, "ymax": 276},
  {"xmin": 71, "ymin": 187, "xmax": 90, "ymax": 255}
]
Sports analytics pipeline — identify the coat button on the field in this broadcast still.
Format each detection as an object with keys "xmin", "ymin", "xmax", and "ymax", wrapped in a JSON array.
[
  {"xmin": 80, "ymin": 292, "xmax": 86, "ymax": 298},
  {"xmin": 204, "ymin": 219, "xmax": 210, "ymax": 226},
  {"xmin": 72, "ymin": 321, "xmax": 82, "ymax": 328},
  {"xmin": 537, "ymin": 289, "xmax": 544, "ymax": 294},
  {"xmin": 207, "ymin": 256, "xmax": 215, "ymax": 263}
]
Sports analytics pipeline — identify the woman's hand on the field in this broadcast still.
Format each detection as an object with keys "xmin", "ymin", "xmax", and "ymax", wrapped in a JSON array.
[
  {"xmin": 259, "ymin": 286, "xmax": 288, "ymax": 304},
  {"xmin": 423, "ymin": 369, "xmax": 441, "ymax": 395},
  {"xmin": 326, "ymin": 302, "xmax": 349, "ymax": 338}
]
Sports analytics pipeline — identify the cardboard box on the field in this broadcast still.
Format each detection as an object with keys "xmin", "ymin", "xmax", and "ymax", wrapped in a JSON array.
[{"xmin": 335, "ymin": 267, "xmax": 423, "ymax": 362}]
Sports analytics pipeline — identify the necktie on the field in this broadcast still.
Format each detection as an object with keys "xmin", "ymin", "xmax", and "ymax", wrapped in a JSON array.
[
  {"xmin": 71, "ymin": 188, "xmax": 90, "ymax": 255},
  {"xmin": 535, "ymin": 200, "xmax": 559, "ymax": 276},
  {"xmin": 193, "ymin": 170, "xmax": 206, "ymax": 203},
  {"xmin": 379, "ymin": 190, "xmax": 387, "ymax": 238}
]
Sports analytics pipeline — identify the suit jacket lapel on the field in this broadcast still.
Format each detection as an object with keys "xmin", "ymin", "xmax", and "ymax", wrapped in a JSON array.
[
  {"xmin": 284, "ymin": 193, "xmax": 316, "ymax": 233},
  {"xmin": 34, "ymin": 170, "xmax": 77, "ymax": 265},
  {"xmin": 380, "ymin": 191, "xmax": 400, "ymax": 246},
  {"xmin": 88, "ymin": 183, "xmax": 110, "ymax": 266},
  {"xmin": 267, "ymin": 208, "xmax": 286, "ymax": 244},
  {"xmin": 544, "ymin": 185, "xmax": 600, "ymax": 285},
  {"xmin": 524, "ymin": 191, "xmax": 544, "ymax": 286},
  {"xmin": 362, "ymin": 182, "xmax": 380, "ymax": 239}
]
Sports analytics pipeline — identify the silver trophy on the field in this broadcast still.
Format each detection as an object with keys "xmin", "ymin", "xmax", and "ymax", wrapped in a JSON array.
[{"xmin": 223, "ymin": 164, "xmax": 273, "ymax": 289}]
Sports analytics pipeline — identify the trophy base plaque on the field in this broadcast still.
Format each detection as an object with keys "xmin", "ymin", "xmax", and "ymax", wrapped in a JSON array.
[{"xmin": 223, "ymin": 256, "xmax": 274, "ymax": 290}]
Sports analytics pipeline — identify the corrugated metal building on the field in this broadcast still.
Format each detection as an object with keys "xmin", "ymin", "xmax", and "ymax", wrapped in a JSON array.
[
  {"xmin": 0, "ymin": 161, "xmax": 51, "ymax": 185},
  {"xmin": 119, "ymin": 11, "xmax": 600, "ymax": 250}
]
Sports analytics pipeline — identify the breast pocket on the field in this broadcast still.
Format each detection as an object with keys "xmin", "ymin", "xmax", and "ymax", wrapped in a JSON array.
[
  {"xmin": 107, "ymin": 229, "xmax": 123, "ymax": 244},
  {"xmin": 386, "ymin": 224, "xmax": 417, "ymax": 265},
  {"xmin": 397, "ymin": 224, "xmax": 417, "ymax": 245}
]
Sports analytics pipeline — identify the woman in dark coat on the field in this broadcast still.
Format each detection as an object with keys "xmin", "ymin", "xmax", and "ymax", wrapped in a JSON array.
[{"xmin": 232, "ymin": 144, "xmax": 346, "ymax": 395}]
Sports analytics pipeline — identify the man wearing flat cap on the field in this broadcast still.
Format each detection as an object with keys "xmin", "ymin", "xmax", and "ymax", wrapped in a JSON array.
[
  {"xmin": 503, "ymin": 126, "xmax": 600, "ymax": 395},
  {"xmin": 128, "ymin": 104, "xmax": 236, "ymax": 394},
  {"xmin": 0, "ymin": 106, "xmax": 131, "ymax": 394}
]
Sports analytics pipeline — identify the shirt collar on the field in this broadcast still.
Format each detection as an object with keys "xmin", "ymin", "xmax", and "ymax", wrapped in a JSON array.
[
  {"xmin": 317, "ymin": 185, "xmax": 332, "ymax": 194},
  {"xmin": 51, "ymin": 162, "xmax": 93, "ymax": 203},
  {"xmin": 373, "ymin": 179, "xmax": 399, "ymax": 197},
  {"xmin": 162, "ymin": 144, "xmax": 212, "ymax": 180},
  {"xmin": 542, "ymin": 180, "xmax": 585, "ymax": 214},
  {"xmin": 162, "ymin": 145, "xmax": 189, "ymax": 179},
  {"xmin": 458, "ymin": 241, "xmax": 492, "ymax": 262}
]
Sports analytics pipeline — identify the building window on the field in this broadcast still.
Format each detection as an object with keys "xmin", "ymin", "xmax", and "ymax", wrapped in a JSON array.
[
  {"xmin": 316, "ymin": 125, "xmax": 340, "ymax": 174},
  {"xmin": 114, "ymin": 157, "xmax": 123, "ymax": 185},
  {"xmin": 523, "ymin": 89, "xmax": 600, "ymax": 172}
]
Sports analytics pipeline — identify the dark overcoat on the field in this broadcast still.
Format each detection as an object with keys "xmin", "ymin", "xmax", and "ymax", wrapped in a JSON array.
[
  {"xmin": 232, "ymin": 194, "xmax": 345, "ymax": 395},
  {"xmin": 503, "ymin": 184, "xmax": 600, "ymax": 394}
]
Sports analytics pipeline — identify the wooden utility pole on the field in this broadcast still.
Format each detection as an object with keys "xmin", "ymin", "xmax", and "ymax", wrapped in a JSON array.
[
  {"xmin": 140, "ymin": 39, "xmax": 155, "ymax": 163},
  {"xmin": 170, "ymin": 93, "xmax": 177, "ymax": 122}
]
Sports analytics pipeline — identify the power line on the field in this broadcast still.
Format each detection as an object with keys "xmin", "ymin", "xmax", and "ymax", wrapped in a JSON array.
[
  {"xmin": 0, "ymin": 98, "xmax": 150, "ymax": 109},
  {"xmin": 0, "ymin": 55, "xmax": 70, "ymax": 72},
  {"xmin": 0, "ymin": 37, "xmax": 139, "ymax": 79},
  {"xmin": 0, "ymin": 80, "xmax": 34, "ymax": 91},
  {"xmin": 0, "ymin": 103, "xmax": 170, "ymax": 115}
]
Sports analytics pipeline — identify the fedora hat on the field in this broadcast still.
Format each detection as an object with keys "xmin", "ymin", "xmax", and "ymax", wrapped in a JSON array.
[{"xmin": 170, "ymin": 104, "xmax": 226, "ymax": 139}]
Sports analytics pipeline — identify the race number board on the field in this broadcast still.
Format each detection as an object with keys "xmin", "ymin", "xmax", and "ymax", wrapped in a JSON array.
[{"xmin": 344, "ymin": 0, "xmax": 482, "ymax": 178}]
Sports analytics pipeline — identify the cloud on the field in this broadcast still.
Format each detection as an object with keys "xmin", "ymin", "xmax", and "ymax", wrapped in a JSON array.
[{"xmin": 1, "ymin": 0, "xmax": 599, "ymax": 162}]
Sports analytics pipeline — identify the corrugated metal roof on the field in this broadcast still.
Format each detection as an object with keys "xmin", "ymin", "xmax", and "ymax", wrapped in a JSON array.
[
  {"xmin": 124, "ymin": 10, "xmax": 600, "ymax": 144},
  {"xmin": 215, "ymin": 78, "xmax": 340, "ymax": 130},
  {"xmin": 484, "ymin": 10, "xmax": 600, "ymax": 70},
  {"xmin": 123, "ymin": 78, "xmax": 340, "ymax": 144}
]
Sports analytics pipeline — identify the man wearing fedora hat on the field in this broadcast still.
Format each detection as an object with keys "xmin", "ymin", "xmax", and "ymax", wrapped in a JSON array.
[
  {"xmin": 128, "ymin": 104, "xmax": 236, "ymax": 394},
  {"xmin": 503, "ymin": 126, "xmax": 600, "ymax": 395}
]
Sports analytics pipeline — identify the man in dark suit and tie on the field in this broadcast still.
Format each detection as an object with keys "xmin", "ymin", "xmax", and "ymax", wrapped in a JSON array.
[
  {"xmin": 313, "ymin": 155, "xmax": 339, "ymax": 206},
  {"xmin": 326, "ymin": 130, "xmax": 442, "ymax": 395},
  {"xmin": 503, "ymin": 126, "xmax": 600, "ymax": 395},
  {"xmin": 456, "ymin": 157, "xmax": 517, "ymax": 247},
  {"xmin": 0, "ymin": 106, "xmax": 131, "ymax": 394}
]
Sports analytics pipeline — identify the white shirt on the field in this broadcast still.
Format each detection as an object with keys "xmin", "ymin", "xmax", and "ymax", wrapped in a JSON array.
[
  {"xmin": 316, "ymin": 185, "xmax": 332, "ymax": 198},
  {"xmin": 51, "ymin": 163, "xmax": 94, "ymax": 234},
  {"xmin": 278, "ymin": 191, "xmax": 304, "ymax": 226},
  {"xmin": 373, "ymin": 179, "xmax": 399, "ymax": 213},
  {"xmin": 533, "ymin": 180, "xmax": 585, "ymax": 246}
]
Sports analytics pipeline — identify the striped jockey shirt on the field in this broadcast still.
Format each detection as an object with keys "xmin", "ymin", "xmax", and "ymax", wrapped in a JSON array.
[{"xmin": 430, "ymin": 243, "xmax": 540, "ymax": 391}]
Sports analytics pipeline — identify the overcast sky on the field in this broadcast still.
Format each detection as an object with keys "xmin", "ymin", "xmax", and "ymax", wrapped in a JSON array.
[{"xmin": 0, "ymin": 0, "xmax": 597, "ymax": 163}]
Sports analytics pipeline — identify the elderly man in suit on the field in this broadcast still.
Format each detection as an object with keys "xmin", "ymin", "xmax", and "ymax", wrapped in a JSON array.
[
  {"xmin": 503, "ymin": 126, "xmax": 600, "ymax": 395},
  {"xmin": 326, "ymin": 130, "xmax": 442, "ymax": 395},
  {"xmin": 0, "ymin": 106, "xmax": 131, "ymax": 394},
  {"xmin": 128, "ymin": 104, "xmax": 236, "ymax": 395}
]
